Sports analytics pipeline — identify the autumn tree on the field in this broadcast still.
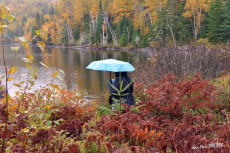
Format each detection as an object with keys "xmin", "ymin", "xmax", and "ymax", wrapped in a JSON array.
[
  {"xmin": 183, "ymin": 0, "xmax": 211, "ymax": 40},
  {"xmin": 109, "ymin": 0, "xmax": 134, "ymax": 24}
]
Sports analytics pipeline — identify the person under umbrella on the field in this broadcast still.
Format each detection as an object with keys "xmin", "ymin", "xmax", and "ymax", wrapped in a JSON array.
[{"xmin": 108, "ymin": 72, "xmax": 135, "ymax": 105}]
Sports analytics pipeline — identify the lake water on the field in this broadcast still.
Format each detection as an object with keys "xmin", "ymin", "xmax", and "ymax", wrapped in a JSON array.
[{"xmin": 0, "ymin": 44, "xmax": 144, "ymax": 96}]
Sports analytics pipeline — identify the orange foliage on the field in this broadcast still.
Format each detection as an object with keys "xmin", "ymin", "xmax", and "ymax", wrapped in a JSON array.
[
  {"xmin": 109, "ymin": 0, "xmax": 134, "ymax": 24},
  {"xmin": 183, "ymin": 0, "xmax": 211, "ymax": 39}
]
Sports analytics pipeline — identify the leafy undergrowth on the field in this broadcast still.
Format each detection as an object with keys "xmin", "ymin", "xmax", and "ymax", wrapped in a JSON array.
[{"xmin": 1, "ymin": 74, "xmax": 230, "ymax": 152}]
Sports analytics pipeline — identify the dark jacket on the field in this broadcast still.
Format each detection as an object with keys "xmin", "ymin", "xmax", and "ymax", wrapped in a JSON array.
[
  {"xmin": 0, "ymin": 82, "xmax": 6, "ymax": 100},
  {"xmin": 108, "ymin": 72, "xmax": 136, "ymax": 105}
]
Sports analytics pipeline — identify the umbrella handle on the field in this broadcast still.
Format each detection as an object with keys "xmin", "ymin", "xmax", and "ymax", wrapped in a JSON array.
[{"xmin": 110, "ymin": 72, "xmax": 111, "ymax": 80}]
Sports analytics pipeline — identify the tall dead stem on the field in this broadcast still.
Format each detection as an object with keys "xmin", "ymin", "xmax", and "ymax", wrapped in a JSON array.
[{"xmin": 1, "ymin": 15, "xmax": 9, "ymax": 153}]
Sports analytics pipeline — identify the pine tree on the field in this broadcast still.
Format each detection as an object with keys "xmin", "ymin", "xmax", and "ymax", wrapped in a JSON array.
[
  {"xmin": 140, "ymin": 35, "xmax": 148, "ymax": 48},
  {"xmin": 83, "ymin": 13, "xmax": 90, "ymax": 33},
  {"xmin": 176, "ymin": 0, "xmax": 193, "ymax": 44},
  {"xmin": 61, "ymin": 21, "xmax": 69, "ymax": 45},
  {"xmin": 206, "ymin": 0, "xmax": 223, "ymax": 43},
  {"xmin": 155, "ymin": 9, "xmax": 166, "ymax": 44},
  {"xmin": 35, "ymin": 13, "xmax": 42, "ymax": 28},
  {"xmin": 218, "ymin": 0, "xmax": 230, "ymax": 43},
  {"xmin": 49, "ymin": 3, "xmax": 55, "ymax": 16},
  {"xmin": 117, "ymin": 16, "xmax": 133, "ymax": 46},
  {"xmin": 94, "ymin": 0, "xmax": 103, "ymax": 44},
  {"xmin": 31, "ymin": 26, "xmax": 38, "ymax": 45},
  {"xmin": 131, "ymin": 30, "xmax": 140, "ymax": 47},
  {"xmin": 46, "ymin": 33, "xmax": 53, "ymax": 45},
  {"xmin": 74, "ymin": 24, "xmax": 80, "ymax": 41}
]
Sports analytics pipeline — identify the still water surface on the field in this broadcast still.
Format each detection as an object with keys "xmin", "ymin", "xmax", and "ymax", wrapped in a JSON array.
[{"xmin": 0, "ymin": 44, "xmax": 145, "ymax": 96}]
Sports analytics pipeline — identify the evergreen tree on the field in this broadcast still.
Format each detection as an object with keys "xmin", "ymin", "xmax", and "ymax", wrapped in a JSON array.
[
  {"xmin": 31, "ymin": 26, "xmax": 38, "ymax": 44},
  {"xmin": 49, "ymin": 3, "xmax": 55, "ymax": 16},
  {"xmin": 175, "ymin": 0, "xmax": 193, "ymax": 44},
  {"xmin": 61, "ymin": 21, "xmax": 69, "ymax": 45},
  {"xmin": 46, "ymin": 33, "xmax": 53, "ymax": 45},
  {"xmin": 131, "ymin": 30, "xmax": 140, "ymax": 47},
  {"xmin": 218, "ymin": 0, "xmax": 230, "ymax": 43},
  {"xmin": 94, "ymin": 0, "xmax": 103, "ymax": 44},
  {"xmin": 155, "ymin": 10, "xmax": 166, "ymax": 44},
  {"xmin": 74, "ymin": 24, "xmax": 80, "ymax": 41},
  {"xmin": 35, "ymin": 13, "xmax": 42, "ymax": 28},
  {"xmin": 117, "ymin": 16, "xmax": 133, "ymax": 46},
  {"xmin": 119, "ymin": 30, "xmax": 128, "ymax": 46},
  {"xmin": 140, "ymin": 35, "xmax": 148, "ymax": 48},
  {"xmin": 206, "ymin": 0, "xmax": 223, "ymax": 43},
  {"xmin": 83, "ymin": 13, "xmax": 90, "ymax": 33}
]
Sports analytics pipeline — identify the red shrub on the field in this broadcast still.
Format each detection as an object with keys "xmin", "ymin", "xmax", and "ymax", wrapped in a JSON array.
[{"xmin": 143, "ymin": 73, "xmax": 218, "ymax": 119}]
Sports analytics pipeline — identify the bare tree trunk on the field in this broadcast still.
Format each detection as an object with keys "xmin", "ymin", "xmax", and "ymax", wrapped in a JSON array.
[
  {"xmin": 80, "ymin": 34, "xmax": 85, "ymax": 44},
  {"xmin": 167, "ymin": 18, "xmax": 177, "ymax": 47},
  {"xmin": 102, "ymin": 24, "xmax": 105, "ymax": 45},
  {"xmin": 90, "ymin": 12, "xmax": 95, "ymax": 31},
  {"xmin": 104, "ymin": 11, "xmax": 117, "ymax": 46},
  {"xmin": 56, "ymin": 18, "xmax": 62, "ymax": 46},
  {"xmin": 66, "ymin": 22, "xmax": 74, "ymax": 44},
  {"xmin": 192, "ymin": 11, "xmax": 198, "ymax": 40}
]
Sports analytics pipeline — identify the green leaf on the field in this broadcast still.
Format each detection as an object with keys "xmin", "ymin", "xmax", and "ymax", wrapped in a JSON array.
[
  {"xmin": 97, "ymin": 105, "xmax": 113, "ymax": 115},
  {"xmin": 130, "ymin": 104, "xmax": 145, "ymax": 113},
  {"xmin": 21, "ymin": 128, "xmax": 29, "ymax": 133},
  {"xmin": 108, "ymin": 80, "xmax": 119, "ymax": 92},
  {"xmin": 46, "ymin": 121, "xmax": 52, "ymax": 126},
  {"xmin": 54, "ymin": 121, "xmax": 60, "ymax": 125},
  {"xmin": 121, "ymin": 80, "xmax": 133, "ymax": 92}
]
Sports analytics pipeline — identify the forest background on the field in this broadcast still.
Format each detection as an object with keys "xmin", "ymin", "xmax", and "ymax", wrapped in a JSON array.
[
  {"xmin": 2, "ymin": 0, "xmax": 230, "ymax": 48},
  {"xmin": 0, "ymin": 1, "xmax": 230, "ymax": 152}
]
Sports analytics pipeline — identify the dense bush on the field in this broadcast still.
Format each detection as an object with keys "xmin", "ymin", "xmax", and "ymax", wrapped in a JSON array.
[
  {"xmin": 1, "ymin": 73, "xmax": 230, "ymax": 152},
  {"xmin": 132, "ymin": 45, "xmax": 230, "ymax": 86}
]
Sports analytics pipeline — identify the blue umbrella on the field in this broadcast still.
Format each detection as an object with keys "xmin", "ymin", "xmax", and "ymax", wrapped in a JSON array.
[{"xmin": 86, "ymin": 59, "xmax": 135, "ymax": 72}]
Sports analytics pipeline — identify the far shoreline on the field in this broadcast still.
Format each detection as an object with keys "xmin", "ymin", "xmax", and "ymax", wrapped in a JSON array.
[
  {"xmin": 1, "ymin": 41, "xmax": 153, "ymax": 52},
  {"xmin": 45, "ymin": 44, "xmax": 153, "ymax": 52}
]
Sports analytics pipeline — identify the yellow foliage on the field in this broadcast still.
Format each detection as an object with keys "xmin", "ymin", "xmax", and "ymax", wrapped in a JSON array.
[
  {"xmin": 74, "ymin": 0, "xmax": 86, "ymax": 22},
  {"xmin": 7, "ymin": 77, "xmax": 14, "ymax": 81},
  {"xmin": 183, "ymin": 0, "xmax": 211, "ymax": 38},
  {"xmin": 109, "ymin": 0, "xmax": 134, "ymax": 24},
  {"xmin": 144, "ymin": 0, "xmax": 167, "ymax": 24},
  {"xmin": 8, "ymin": 67, "xmax": 18, "ymax": 74},
  {"xmin": 91, "ymin": 2, "xmax": 100, "ymax": 18}
]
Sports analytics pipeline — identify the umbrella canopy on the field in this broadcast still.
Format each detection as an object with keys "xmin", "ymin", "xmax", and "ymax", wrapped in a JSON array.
[{"xmin": 86, "ymin": 59, "xmax": 135, "ymax": 72}]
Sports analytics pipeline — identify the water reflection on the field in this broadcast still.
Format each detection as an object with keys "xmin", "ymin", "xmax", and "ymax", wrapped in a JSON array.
[{"xmin": 0, "ymin": 44, "xmax": 140, "ymax": 95}]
